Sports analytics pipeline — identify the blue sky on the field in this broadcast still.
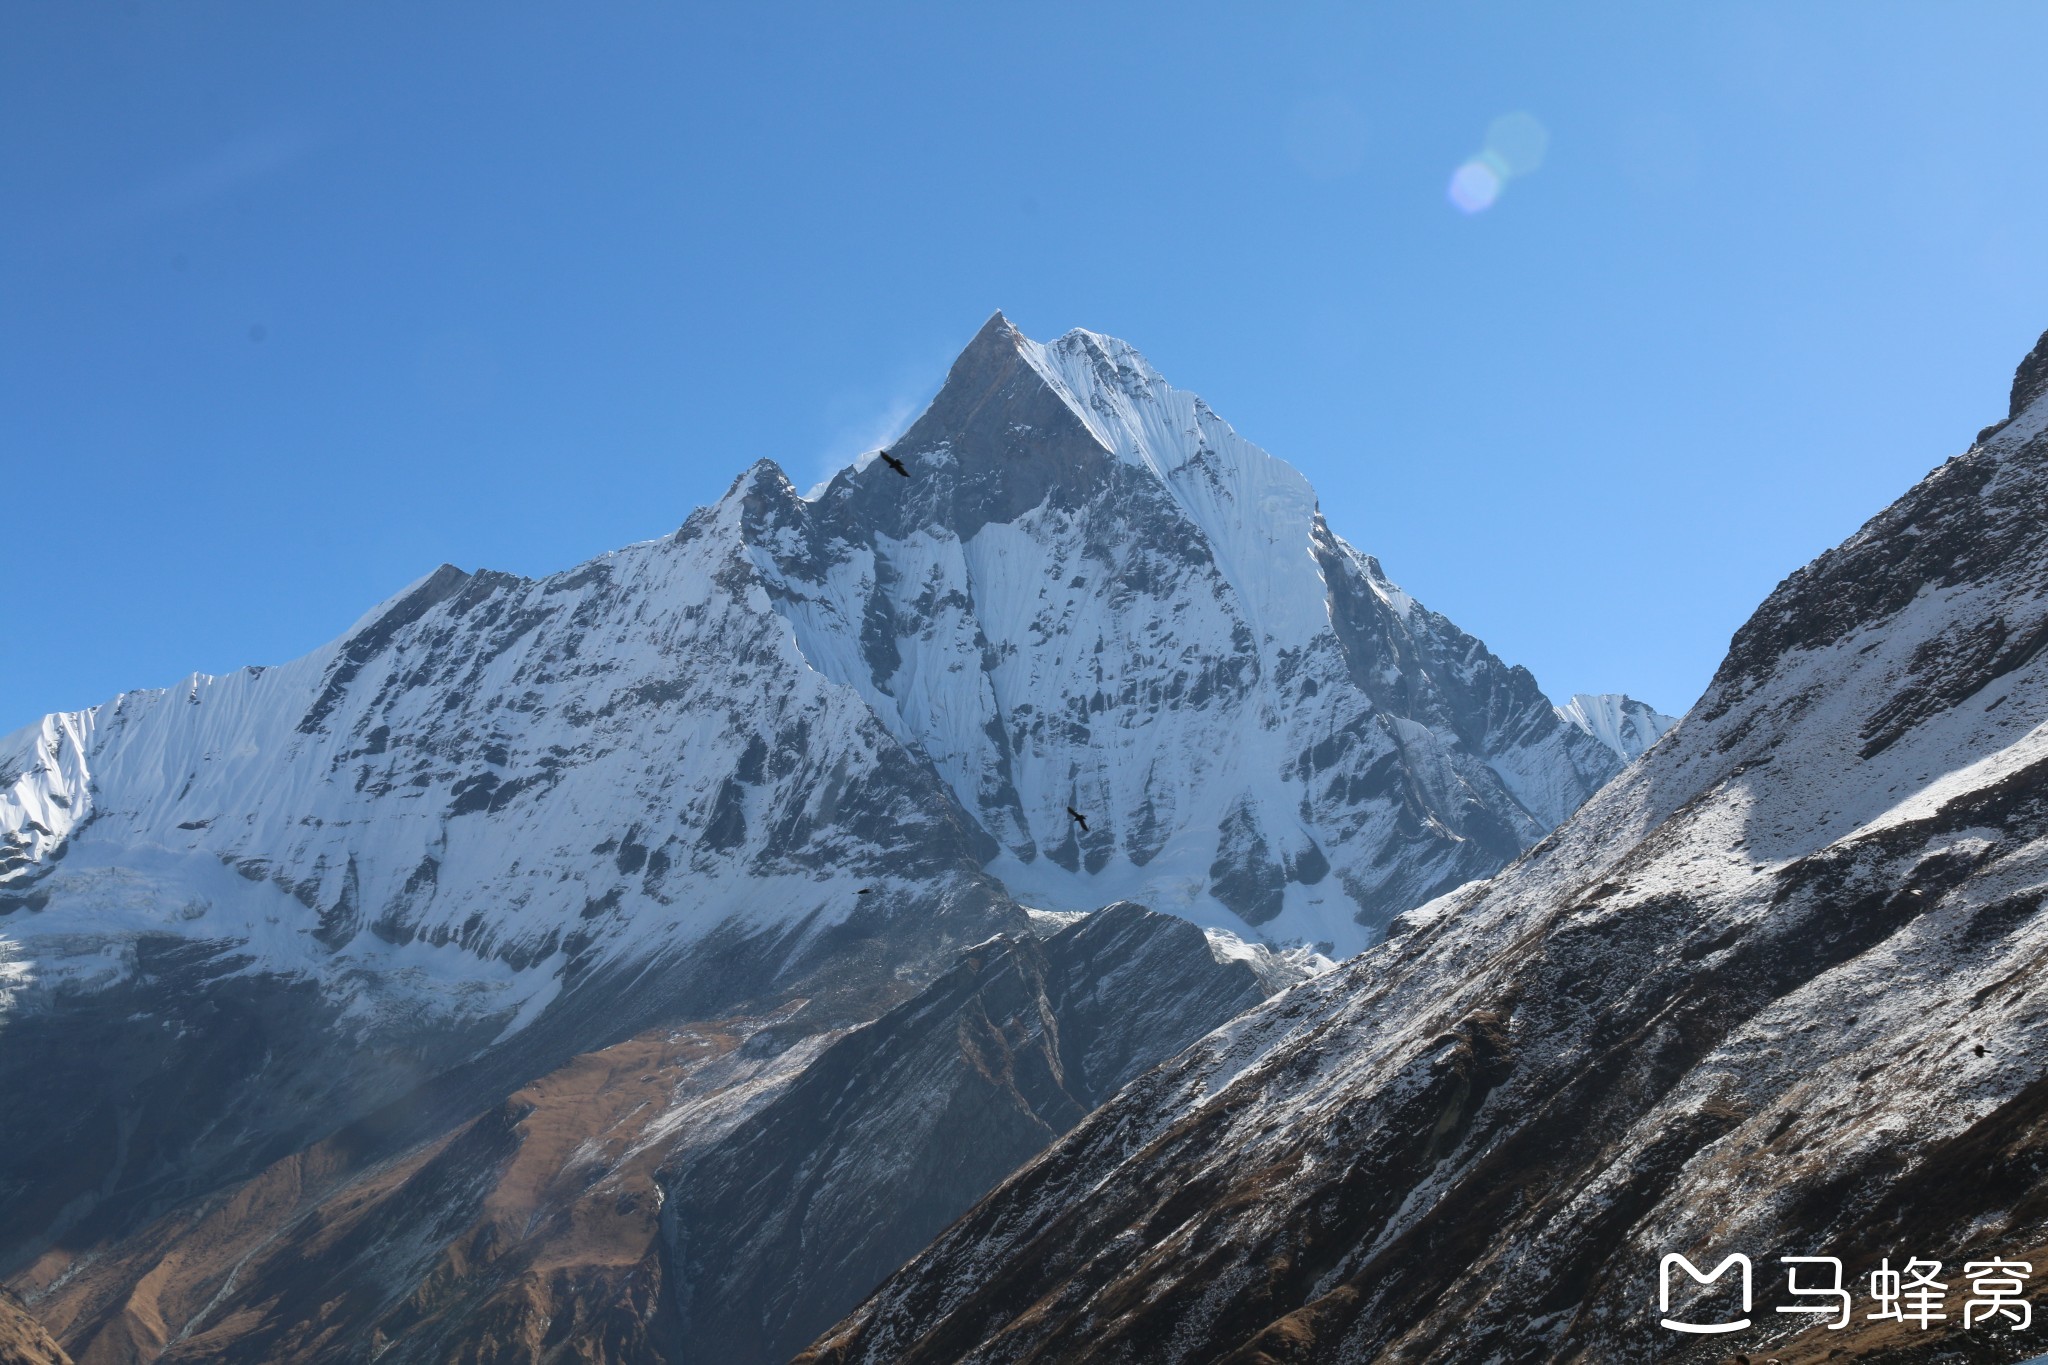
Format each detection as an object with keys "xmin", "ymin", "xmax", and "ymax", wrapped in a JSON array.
[{"xmin": 7, "ymin": 2, "xmax": 2047, "ymax": 731}]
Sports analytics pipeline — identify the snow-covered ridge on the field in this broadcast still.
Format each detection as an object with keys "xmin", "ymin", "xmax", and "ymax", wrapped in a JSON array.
[
  {"xmin": 0, "ymin": 313, "xmax": 1660, "ymax": 1025},
  {"xmin": 0, "ymin": 710, "xmax": 97, "ymax": 892},
  {"xmin": 0, "ymin": 503, "xmax": 1003, "ymax": 1031},
  {"xmin": 1015, "ymin": 325, "xmax": 1330, "ymax": 651},
  {"xmin": 1554, "ymin": 691, "xmax": 1678, "ymax": 763},
  {"xmin": 1200, "ymin": 924, "xmax": 1334, "ymax": 992}
]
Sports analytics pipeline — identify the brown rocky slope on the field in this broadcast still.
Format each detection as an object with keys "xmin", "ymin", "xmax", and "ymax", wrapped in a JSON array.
[
  {"xmin": 13, "ymin": 906, "xmax": 1283, "ymax": 1364},
  {"xmin": 0, "ymin": 1290, "xmax": 68, "ymax": 1365}
]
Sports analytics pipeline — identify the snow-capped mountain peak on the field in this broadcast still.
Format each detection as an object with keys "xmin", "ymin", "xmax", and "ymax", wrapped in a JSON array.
[
  {"xmin": 1555, "ymin": 691, "xmax": 1679, "ymax": 763},
  {"xmin": 0, "ymin": 317, "xmax": 1679, "ymax": 1358},
  {"xmin": 729, "ymin": 316, "xmax": 1651, "ymax": 950},
  {"xmin": 3, "ymin": 316, "xmax": 1653, "ymax": 1019}
]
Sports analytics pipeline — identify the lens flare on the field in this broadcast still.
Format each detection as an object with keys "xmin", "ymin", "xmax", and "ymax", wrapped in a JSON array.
[
  {"xmin": 1448, "ymin": 159, "xmax": 1502, "ymax": 213},
  {"xmin": 1446, "ymin": 111, "xmax": 1547, "ymax": 214},
  {"xmin": 1483, "ymin": 112, "xmax": 1549, "ymax": 177}
]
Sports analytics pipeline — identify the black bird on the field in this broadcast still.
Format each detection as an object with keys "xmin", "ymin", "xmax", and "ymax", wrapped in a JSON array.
[
  {"xmin": 856, "ymin": 887, "xmax": 873, "ymax": 896},
  {"xmin": 1066, "ymin": 805, "xmax": 1089, "ymax": 834},
  {"xmin": 878, "ymin": 450, "xmax": 910, "ymax": 478},
  {"xmin": 1974, "ymin": 1043, "xmax": 1988, "ymax": 1057}
]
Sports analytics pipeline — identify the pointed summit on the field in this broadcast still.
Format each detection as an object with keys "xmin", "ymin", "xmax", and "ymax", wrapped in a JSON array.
[
  {"xmin": 965, "ymin": 307, "xmax": 1022, "ymax": 352},
  {"xmin": 878, "ymin": 312, "xmax": 1117, "ymax": 537},
  {"xmin": 744, "ymin": 314, "xmax": 1645, "ymax": 948},
  {"xmin": 929, "ymin": 309, "xmax": 1048, "ymax": 410}
]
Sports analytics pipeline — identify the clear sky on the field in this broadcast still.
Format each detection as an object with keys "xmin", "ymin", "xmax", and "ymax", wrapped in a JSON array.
[{"xmin": 7, "ymin": 2, "xmax": 2047, "ymax": 733}]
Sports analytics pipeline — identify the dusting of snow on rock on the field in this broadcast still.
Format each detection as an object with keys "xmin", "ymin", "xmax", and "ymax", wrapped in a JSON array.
[{"xmin": 1022, "ymin": 906, "xmax": 1089, "ymax": 937}]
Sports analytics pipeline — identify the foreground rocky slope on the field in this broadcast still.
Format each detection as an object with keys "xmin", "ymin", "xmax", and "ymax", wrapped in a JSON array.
[
  {"xmin": 0, "ymin": 1291, "xmax": 68, "ymax": 1365},
  {"xmin": 804, "ymin": 333, "xmax": 2048, "ymax": 1365},
  {"xmin": 19, "ymin": 905, "xmax": 1289, "ymax": 1364},
  {"xmin": 667, "ymin": 903, "xmax": 1296, "ymax": 1365}
]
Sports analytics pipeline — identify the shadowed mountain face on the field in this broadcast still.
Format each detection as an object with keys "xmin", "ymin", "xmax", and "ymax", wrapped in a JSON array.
[
  {"xmin": 665, "ymin": 902, "xmax": 1281, "ymax": 1365},
  {"xmin": 801, "ymin": 331, "xmax": 2048, "ymax": 1365},
  {"xmin": 0, "ymin": 315, "xmax": 1658, "ymax": 1363},
  {"xmin": 16, "ymin": 905, "xmax": 1288, "ymax": 1365}
]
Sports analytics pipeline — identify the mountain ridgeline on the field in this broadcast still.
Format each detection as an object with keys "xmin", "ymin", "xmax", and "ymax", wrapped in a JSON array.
[
  {"xmin": 774, "ymin": 314, "xmax": 1665, "ymax": 943},
  {"xmin": 0, "ymin": 314, "xmax": 1665, "ymax": 1363}
]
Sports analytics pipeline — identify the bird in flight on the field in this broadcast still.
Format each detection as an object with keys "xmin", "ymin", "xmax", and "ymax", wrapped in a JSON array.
[
  {"xmin": 1974, "ymin": 1042, "xmax": 1988, "ymax": 1057},
  {"xmin": 878, "ymin": 450, "xmax": 910, "ymax": 478},
  {"xmin": 856, "ymin": 887, "xmax": 873, "ymax": 896},
  {"xmin": 1066, "ymin": 805, "xmax": 1089, "ymax": 834}
]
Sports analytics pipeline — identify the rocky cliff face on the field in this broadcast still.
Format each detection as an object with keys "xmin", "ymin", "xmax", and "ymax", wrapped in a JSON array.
[{"xmin": 801, "ymin": 330, "xmax": 2048, "ymax": 1365}]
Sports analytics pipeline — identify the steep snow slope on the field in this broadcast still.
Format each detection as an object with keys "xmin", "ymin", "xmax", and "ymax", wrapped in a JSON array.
[
  {"xmin": 803, "ymin": 330, "xmax": 2048, "ymax": 1365},
  {"xmin": 0, "ymin": 514, "xmax": 999, "ymax": 1002},
  {"xmin": 1556, "ymin": 690, "xmax": 1678, "ymax": 762},
  {"xmin": 751, "ymin": 313, "xmax": 1641, "ymax": 949}
]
